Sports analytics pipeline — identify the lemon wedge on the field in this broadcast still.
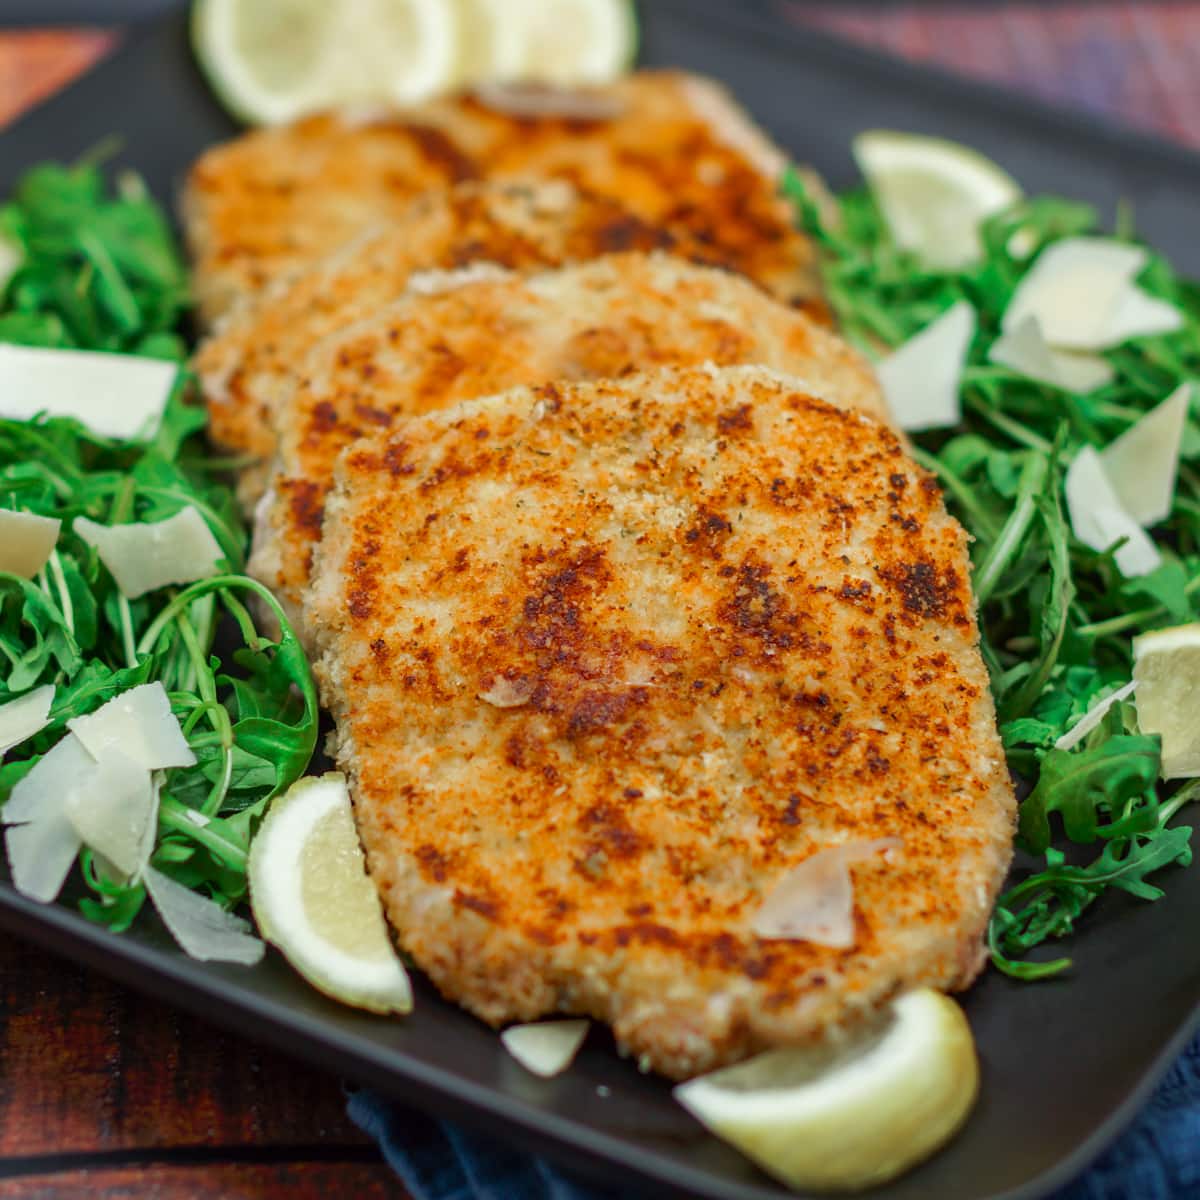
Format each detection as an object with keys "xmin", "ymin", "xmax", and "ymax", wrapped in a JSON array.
[
  {"xmin": 192, "ymin": 0, "xmax": 636, "ymax": 124},
  {"xmin": 1133, "ymin": 624, "xmax": 1200, "ymax": 779},
  {"xmin": 853, "ymin": 130, "xmax": 1022, "ymax": 269},
  {"xmin": 453, "ymin": 0, "xmax": 527, "ymax": 86},
  {"xmin": 192, "ymin": 0, "xmax": 460, "ymax": 124},
  {"xmin": 674, "ymin": 989, "xmax": 978, "ymax": 1191},
  {"xmin": 248, "ymin": 773, "xmax": 412, "ymax": 1013},
  {"xmin": 502, "ymin": 0, "xmax": 637, "ymax": 86}
]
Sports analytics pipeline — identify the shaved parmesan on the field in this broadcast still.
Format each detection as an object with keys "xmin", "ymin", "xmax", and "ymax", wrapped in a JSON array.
[
  {"xmin": 2, "ymin": 734, "xmax": 94, "ymax": 901},
  {"xmin": 3, "ymin": 726, "xmax": 164, "ymax": 901},
  {"xmin": 74, "ymin": 507, "xmax": 224, "ymax": 599},
  {"xmin": 1085, "ymin": 509, "xmax": 1160, "ymax": 577},
  {"xmin": 1105, "ymin": 286, "xmax": 1184, "ymax": 344},
  {"xmin": 1101, "ymin": 384, "xmax": 1191, "ymax": 527},
  {"xmin": 752, "ymin": 838, "xmax": 902, "ymax": 948},
  {"xmin": 65, "ymin": 749, "xmax": 157, "ymax": 879},
  {"xmin": 1003, "ymin": 238, "xmax": 1147, "ymax": 350},
  {"xmin": 989, "ymin": 316, "xmax": 1113, "ymax": 394},
  {"xmin": 1064, "ymin": 447, "xmax": 1161, "ymax": 577},
  {"xmin": 1055, "ymin": 681, "xmax": 1137, "ymax": 751},
  {"xmin": 0, "ymin": 344, "xmax": 177, "ymax": 441},
  {"xmin": 877, "ymin": 302, "xmax": 975, "ymax": 432},
  {"xmin": 0, "ymin": 685, "xmax": 54, "ymax": 759},
  {"xmin": 0, "ymin": 510, "xmax": 60, "ymax": 578},
  {"xmin": 501, "ymin": 1020, "xmax": 590, "ymax": 1078},
  {"xmin": 5, "ymin": 810, "xmax": 81, "ymax": 902},
  {"xmin": 2, "ymin": 732, "xmax": 93, "ymax": 824},
  {"xmin": 143, "ymin": 865, "xmax": 265, "ymax": 964},
  {"xmin": 68, "ymin": 682, "xmax": 196, "ymax": 770},
  {"xmin": 478, "ymin": 677, "xmax": 533, "ymax": 708}
]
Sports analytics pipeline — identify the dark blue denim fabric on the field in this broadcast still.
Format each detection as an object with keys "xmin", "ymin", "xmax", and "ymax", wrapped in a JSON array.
[{"xmin": 346, "ymin": 1034, "xmax": 1200, "ymax": 1200}]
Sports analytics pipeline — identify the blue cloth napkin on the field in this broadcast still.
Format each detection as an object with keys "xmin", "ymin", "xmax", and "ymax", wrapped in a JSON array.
[{"xmin": 347, "ymin": 1033, "xmax": 1200, "ymax": 1200}]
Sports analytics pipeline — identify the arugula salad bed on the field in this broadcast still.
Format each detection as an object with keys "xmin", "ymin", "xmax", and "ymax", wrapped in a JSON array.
[
  {"xmin": 0, "ymin": 151, "xmax": 1197, "ymax": 983},
  {"xmin": 0, "ymin": 162, "xmax": 317, "ymax": 944}
]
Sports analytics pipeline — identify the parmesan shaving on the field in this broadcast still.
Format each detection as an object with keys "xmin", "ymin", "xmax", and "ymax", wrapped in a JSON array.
[
  {"xmin": 0, "ymin": 344, "xmax": 177, "ymax": 440},
  {"xmin": 1101, "ymin": 384, "xmax": 1191, "ymax": 527},
  {"xmin": 478, "ymin": 676, "xmax": 533, "ymax": 708},
  {"xmin": 2, "ymin": 734, "xmax": 93, "ymax": 901},
  {"xmin": 0, "ymin": 510, "xmax": 61, "ymax": 578},
  {"xmin": 988, "ymin": 316, "xmax": 1113, "ymax": 394},
  {"xmin": 74, "ymin": 506, "xmax": 224, "ymax": 599},
  {"xmin": 0, "ymin": 684, "xmax": 54, "ymax": 759},
  {"xmin": 1104, "ymin": 286, "xmax": 1185, "ymax": 344},
  {"xmin": 1064, "ymin": 447, "xmax": 1161, "ymax": 577},
  {"xmin": 4, "ymin": 807, "xmax": 82, "ymax": 903},
  {"xmin": 752, "ymin": 838, "xmax": 902, "ymax": 947},
  {"xmin": 1055, "ymin": 681, "xmax": 1137, "ymax": 751},
  {"xmin": 877, "ymin": 302, "xmax": 975, "ymax": 432},
  {"xmin": 501, "ymin": 1020, "xmax": 590, "ymax": 1077},
  {"xmin": 68, "ymin": 681, "xmax": 196, "ymax": 770},
  {"xmin": 143, "ymin": 865, "xmax": 265, "ymax": 964},
  {"xmin": 1002, "ymin": 238, "xmax": 1147, "ymax": 350},
  {"xmin": 64, "ymin": 748, "xmax": 157, "ymax": 879},
  {"xmin": 2, "ymin": 732, "xmax": 93, "ymax": 824}
]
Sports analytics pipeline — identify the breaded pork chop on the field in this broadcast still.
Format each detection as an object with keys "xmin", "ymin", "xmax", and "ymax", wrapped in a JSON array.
[
  {"xmin": 248, "ymin": 252, "xmax": 888, "ymax": 636},
  {"xmin": 197, "ymin": 178, "xmax": 725, "ymax": 487},
  {"xmin": 305, "ymin": 364, "xmax": 1015, "ymax": 1080},
  {"xmin": 182, "ymin": 70, "xmax": 818, "ymax": 326}
]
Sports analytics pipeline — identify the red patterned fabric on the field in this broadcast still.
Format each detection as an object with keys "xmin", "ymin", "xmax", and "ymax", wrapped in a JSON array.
[
  {"xmin": 788, "ymin": 2, "xmax": 1200, "ymax": 147},
  {"xmin": 3, "ymin": 9, "xmax": 1199, "ymax": 146},
  {"xmin": 0, "ymin": 29, "xmax": 115, "ymax": 129}
]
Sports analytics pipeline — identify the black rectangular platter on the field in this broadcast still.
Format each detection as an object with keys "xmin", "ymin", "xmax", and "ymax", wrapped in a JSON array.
[{"xmin": 3, "ymin": 3, "xmax": 1200, "ymax": 1198}]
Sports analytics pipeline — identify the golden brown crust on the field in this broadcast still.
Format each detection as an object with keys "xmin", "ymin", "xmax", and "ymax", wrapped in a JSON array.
[
  {"xmin": 305, "ymin": 365, "xmax": 1015, "ymax": 1079},
  {"xmin": 197, "ymin": 178, "xmax": 724, "ymax": 475},
  {"xmin": 245, "ymin": 252, "xmax": 887, "ymax": 638},
  {"xmin": 182, "ymin": 71, "xmax": 820, "ymax": 328}
]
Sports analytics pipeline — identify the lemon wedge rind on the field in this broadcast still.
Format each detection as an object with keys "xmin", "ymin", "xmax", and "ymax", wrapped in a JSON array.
[
  {"xmin": 674, "ymin": 988, "xmax": 978, "ymax": 1192},
  {"xmin": 854, "ymin": 130, "xmax": 1022, "ymax": 270},
  {"xmin": 1133, "ymin": 623, "xmax": 1200, "ymax": 779},
  {"xmin": 192, "ymin": 0, "xmax": 637, "ymax": 124},
  {"xmin": 192, "ymin": 0, "xmax": 461, "ymax": 125},
  {"xmin": 503, "ymin": 0, "xmax": 637, "ymax": 86},
  {"xmin": 249, "ymin": 772, "xmax": 412, "ymax": 1013}
]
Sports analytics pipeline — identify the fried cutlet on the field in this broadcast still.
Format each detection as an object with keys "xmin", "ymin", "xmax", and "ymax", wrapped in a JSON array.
[
  {"xmin": 196, "ymin": 178, "xmax": 741, "ymax": 497},
  {"xmin": 181, "ymin": 70, "xmax": 819, "ymax": 326},
  {"xmin": 303, "ymin": 364, "xmax": 1015, "ymax": 1080},
  {"xmin": 247, "ymin": 252, "xmax": 887, "ymax": 636}
]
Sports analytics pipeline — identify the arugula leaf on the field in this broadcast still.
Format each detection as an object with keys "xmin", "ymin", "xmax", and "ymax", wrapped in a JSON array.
[
  {"xmin": 1120, "ymin": 558, "xmax": 1192, "ymax": 623},
  {"xmin": 1018, "ymin": 733, "xmax": 1161, "ymax": 851},
  {"xmin": 1000, "ymin": 462, "xmax": 1075, "ymax": 722},
  {"xmin": 989, "ymin": 826, "xmax": 1192, "ymax": 980},
  {"xmin": 0, "ymin": 575, "xmax": 82, "ymax": 690},
  {"xmin": 1, "ymin": 161, "xmax": 187, "ymax": 356}
]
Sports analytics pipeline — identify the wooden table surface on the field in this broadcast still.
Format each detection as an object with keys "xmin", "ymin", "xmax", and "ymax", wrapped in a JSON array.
[{"xmin": 3, "ymin": 5, "xmax": 1199, "ymax": 1198}]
